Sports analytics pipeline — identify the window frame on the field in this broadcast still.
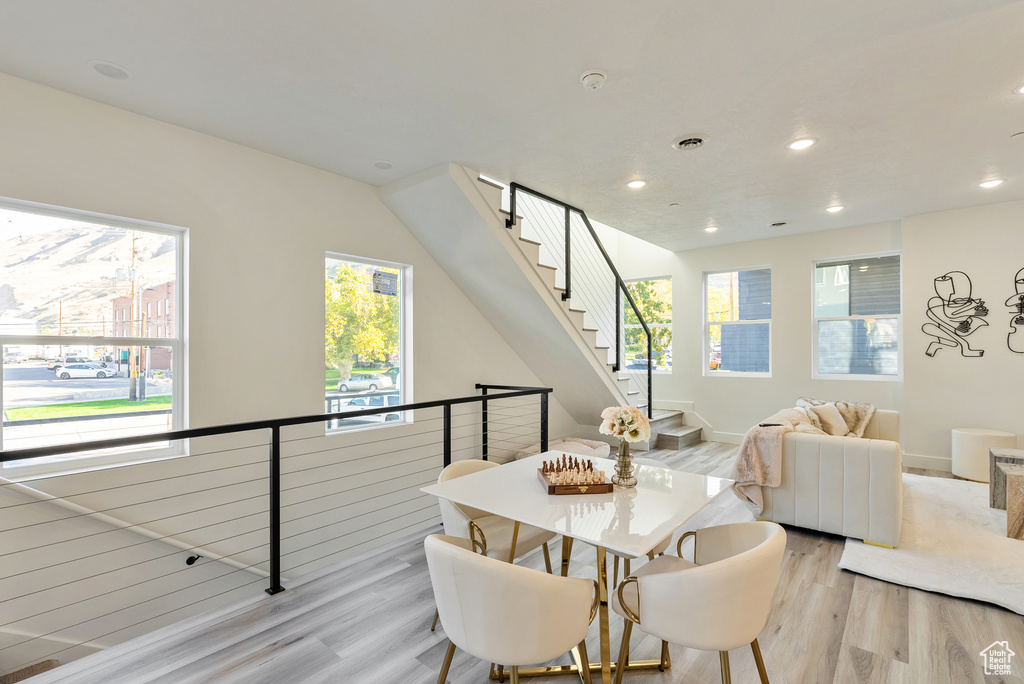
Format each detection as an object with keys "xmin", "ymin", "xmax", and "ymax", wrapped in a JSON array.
[
  {"xmin": 0, "ymin": 196, "xmax": 186, "ymax": 480},
  {"xmin": 703, "ymin": 266, "xmax": 772, "ymax": 378},
  {"xmin": 811, "ymin": 250, "xmax": 902, "ymax": 382},
  {"xmin": 324, "ymin": 252, "xmax": 411, "ymax": 435},
  {"xmin": 622, "ymin": 276, "xmax": 673, "ymax": 374}
]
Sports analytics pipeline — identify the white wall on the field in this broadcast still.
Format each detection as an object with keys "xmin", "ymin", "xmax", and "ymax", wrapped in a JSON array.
[
  {"xmin": 0, "ymin": 71, "xmax": 578, "ymax": 669},
  {"xmin": 611, "ymin": 200, "xmax": 1024, "ymax": 470},
  {"xmin": 902, "ymin": 200, "xmax": 1024, "ymax": 466}
]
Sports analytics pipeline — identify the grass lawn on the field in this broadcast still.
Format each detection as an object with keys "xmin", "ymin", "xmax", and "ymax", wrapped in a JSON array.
[{"xmin": 6, "ymin": 395, "xmax": 173, "ymax": 420}]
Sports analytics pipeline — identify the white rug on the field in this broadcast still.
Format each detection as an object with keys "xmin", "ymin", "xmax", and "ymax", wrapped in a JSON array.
[{"xmin": 838, "ymin": 473, "xmax": 1024, "ymax": 615}]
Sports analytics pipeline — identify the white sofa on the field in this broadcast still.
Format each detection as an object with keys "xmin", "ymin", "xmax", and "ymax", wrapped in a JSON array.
[{"xmin": 759, "ymin": 409, "xmax": 903, "ymax": 547}]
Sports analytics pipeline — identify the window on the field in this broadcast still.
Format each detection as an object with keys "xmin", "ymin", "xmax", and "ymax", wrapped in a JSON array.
[
  {"xmin": 623, "ymin": 278, "xmax": 672, "ymax": 371},
  {"xmin": 813, "ymin": 253, "xmax": 900, "ymax": 378},
  {"xmin": 705, "ymin": 267, "xmax": 772, "ymax": 375},
  {"xmin": 0, "ymin": 199, "xmax": 183, "ymax": 475},
  {"xmin": 325, "ymin": 254, "xmax": 408, "ymax": 430}
]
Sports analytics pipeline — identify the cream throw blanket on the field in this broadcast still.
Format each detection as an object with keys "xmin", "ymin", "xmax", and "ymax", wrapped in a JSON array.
[{"xmin": 730, "ymin": 407, "xmax": 825, "ymax": 513}]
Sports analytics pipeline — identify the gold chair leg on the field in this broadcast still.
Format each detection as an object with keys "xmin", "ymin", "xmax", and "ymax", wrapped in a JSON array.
[
  {"xmin": 578, "ymin": 639, "xmax": 593, "ymax": 684},
  {"xmin": 660, "ymin": 640, "xmax": 670, "ymax": 671},
  {"xmin": 751, "ymin": 639, "xmax": 769, "ymax": 684},
  {"xmin": 613, "ymin": 619, "xmax": 633, "ymax": 684},
  {"xmin": 613, "ymin": 555, "xmax": 620, "ymax": 586},
  {"xmin": 436, "ymin": 640, "xmax": 456, "ymax": 684},
  {"xmin": 561, "ymin": 536, "xmax": 574, "ymax": 576},
  {"xmin": 647, "ymin": 550, "xmax": 655, "ymax": 561},
  {"xmin": 431, "ymin": 608, "xmax": 439, "ymax": 631},
  {"xmin": 510, "ymin": 665, "xmax": 520, "ymax": 684},
  {"xmin": 542, "ymin": 541, "xmax": 553, "ymax": 574},
  {"xmin": 719, "ymin": 651, "xmax": 731, "ymax": 684},
  {"xmin": 623, "ymin": 558, "xmax": 631, "ymax": 579},
  {"xmin": 507, "ymin": 521, "xmax": 520, "ymax": 563}
]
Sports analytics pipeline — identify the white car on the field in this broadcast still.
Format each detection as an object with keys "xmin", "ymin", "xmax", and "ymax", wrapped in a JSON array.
[
  {"xmin": 336, "ymin": 373, "xmax": 394, "ymax": 393},
  {"xmin": 56, "ymin": 363, "xmax": 119, "ymax": 379}
]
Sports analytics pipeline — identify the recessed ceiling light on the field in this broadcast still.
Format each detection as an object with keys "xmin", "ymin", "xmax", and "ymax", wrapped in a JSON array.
[
  {"xmin": 980, "ymin": 179, "xmax": 1005, "ymax": 188},
  {"xmin": 1015, "ymin": 84, "xmax": 1024, "ymax": 95},
  {"xmin": 704, "ymin": 225, "xmax": 718, "ymax": 233},
  {"xmin": 826, "ymin": 205, "xmax": 845, "ymax": 213},
  {"xmin": 89, "ymin": 59, "xmax": 132, "ymax": 80},
  {"xmin": 786, "ymin": 138, "xmax": 817, "ymax": 150},
  {"xmin": 373, "ymin": 160, "xmax": 395, "ymax": 170},
  {"xmin": 626, "ymin": 180, "xmax": 647, "ymax": 189}
]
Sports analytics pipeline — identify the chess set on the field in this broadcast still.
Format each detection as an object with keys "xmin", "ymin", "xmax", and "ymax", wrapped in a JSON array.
[{"xmin": 537, "ymin": 454, "xmax": 613, "ymax": 495}]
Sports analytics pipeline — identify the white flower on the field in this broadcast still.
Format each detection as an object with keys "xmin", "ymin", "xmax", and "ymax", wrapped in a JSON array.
[{"xmin": 599, "ymin": 405, "xmax": 650, "ymax": 443}]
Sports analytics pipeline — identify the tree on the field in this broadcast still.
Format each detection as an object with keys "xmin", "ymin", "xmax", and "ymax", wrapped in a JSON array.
[
  {"xmin": 325, "ymin": 264, "xmax": 400, "ymax": 378},
  {"xmin": 624, "ymin": 279, "xmax": 672, "ymax": 367}
]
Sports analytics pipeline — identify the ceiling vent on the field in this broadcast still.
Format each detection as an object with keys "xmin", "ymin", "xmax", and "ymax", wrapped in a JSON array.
[
  {"xmin": 770, "ymin": 221, "xmax": 787, "ymax": 227},
  {"xmin": 673, "ymin": 136, "xmax": 705, "ymax": 150}
]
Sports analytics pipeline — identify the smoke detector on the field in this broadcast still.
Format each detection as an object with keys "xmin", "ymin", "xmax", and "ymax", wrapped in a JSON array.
[
  {"xmin": 673, "ymin": 136, "xmax": 705, "ymax": 150},
  {"xmin": 579, "ymin": 70, "xmax": 607, "ymax": 90}
]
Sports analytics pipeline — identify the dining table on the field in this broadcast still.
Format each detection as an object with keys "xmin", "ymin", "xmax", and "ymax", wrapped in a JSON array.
[{"xmin": 421, "ymin": 452, "xmax": 735, "ymax": 684}]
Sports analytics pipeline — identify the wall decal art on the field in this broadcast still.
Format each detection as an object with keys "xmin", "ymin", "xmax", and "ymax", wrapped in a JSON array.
[
  {"xmin": 923, "ymin": 270, "xmax": 988, "ymax": 357},
  {"xmin": 1007, "ymin": 267, "xmax": 1024, "ymax": 354}
]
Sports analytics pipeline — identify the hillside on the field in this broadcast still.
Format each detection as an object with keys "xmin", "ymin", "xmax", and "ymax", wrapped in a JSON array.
[{"xmin": 0, "ymin": 224, "xmax": 176, "ymax": 335}]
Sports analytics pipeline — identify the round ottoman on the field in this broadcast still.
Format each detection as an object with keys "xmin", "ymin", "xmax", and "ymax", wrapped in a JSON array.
[{"xmin": 951, "ymin": 428, "xmax": 1017, "ymax": 482}]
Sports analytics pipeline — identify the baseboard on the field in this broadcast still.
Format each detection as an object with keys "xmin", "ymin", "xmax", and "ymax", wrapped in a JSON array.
[
  {"xmin": 902, "ymin": 451, "xmax": 952, "ymax": 473},
  {"xmin": 653, "ymin": 400, "xmax": 694, "ymax": 412},
  {"xmin": 708, "ymin": 431, "xmax": 744, "ymax": 445}
]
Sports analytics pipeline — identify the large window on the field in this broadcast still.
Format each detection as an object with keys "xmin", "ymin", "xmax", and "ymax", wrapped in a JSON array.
[
  {"xmin": 0, "ymin": 199, "xmax": 183, "ymax": 474},
  {"xmin": 705, "ymin": 268, "xmax": 772, "ymax": 375},
  {"xmin": 813, "ymin": 253, "xmax": 900, "ymax": 378},
  {"xmin": 623, "ymin": 278, "xmax": 672, "ymax": 372},
  {"xmin": 325, "ymin": 254, "xmax": 407, "ymax": 430}
]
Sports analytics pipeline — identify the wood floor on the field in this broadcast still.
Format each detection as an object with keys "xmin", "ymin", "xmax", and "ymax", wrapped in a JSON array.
[{"xmin": 24, "ymin": 443, "xmax": 1024, "ymax": 684}]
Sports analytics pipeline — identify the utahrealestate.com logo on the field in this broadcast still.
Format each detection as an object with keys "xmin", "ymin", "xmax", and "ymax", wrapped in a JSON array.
[{"xmin": 980, "ymin": 641, "xmax": 1015, "ymax": 676}]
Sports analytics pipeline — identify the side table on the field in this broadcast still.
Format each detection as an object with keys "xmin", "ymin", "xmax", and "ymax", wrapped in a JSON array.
[
  {"xmin": 996, "ymin": 463, "xmax": 1024, "ymax": 540},
  {"xmin": 991, "ymin": 447, "xmax": 1024, "ymax": 509},
  {"xmin": 951, "ymin": 428, "xmax": 1016, "ymax": 482}
]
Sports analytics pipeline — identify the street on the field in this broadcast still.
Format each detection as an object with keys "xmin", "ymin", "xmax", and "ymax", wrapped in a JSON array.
[{"xmin": 1, "ymin": 360, "xmax": 158, "ymax": 408}]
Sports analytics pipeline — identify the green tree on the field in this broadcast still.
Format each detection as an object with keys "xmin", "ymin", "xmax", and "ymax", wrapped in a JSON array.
[
  {"xmin": 325, "ymin": 264, "xmax": 400, "ymax": 378},
  {"xmin": 624, "ymin": 279, "xmax": 672, "ymax": 367}
]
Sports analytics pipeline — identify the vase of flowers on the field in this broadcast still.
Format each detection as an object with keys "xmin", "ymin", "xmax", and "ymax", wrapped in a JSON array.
[{"xmin": 599, "ymin": 405, "xmax": 651, "ymax": 488}]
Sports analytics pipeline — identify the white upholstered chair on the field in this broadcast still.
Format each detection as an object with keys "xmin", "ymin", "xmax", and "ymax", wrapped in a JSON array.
[
  {"xmin": 611, "ymin": 521, "xmax": 787, "ymax": 684},
  {"xmin": 436, "ymin": 460, "xmax": 557, "ymax": 567},
  {"xmin": 425, "ymin": 534, "xmax": 598, "ymax": 684}
]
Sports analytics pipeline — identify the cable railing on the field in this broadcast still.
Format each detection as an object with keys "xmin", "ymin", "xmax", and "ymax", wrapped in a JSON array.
[
  {"xmin": 506, "ymin": 182, "xmax": 652, "ymax": 415},
  {"xmin": 0, "ymin": 384, "xmax": 550, "ymax": 678}
]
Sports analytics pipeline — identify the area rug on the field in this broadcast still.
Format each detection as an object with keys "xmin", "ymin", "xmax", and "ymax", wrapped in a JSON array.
[{"xmin": 838, "ymin": 473, "xmax": 1024, "ymax": 615}]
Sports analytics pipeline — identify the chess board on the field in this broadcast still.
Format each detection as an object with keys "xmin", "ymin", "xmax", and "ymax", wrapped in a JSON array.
[{"xmin": 537, "ymin": 456, "xmax": 613, "ymax": 495}]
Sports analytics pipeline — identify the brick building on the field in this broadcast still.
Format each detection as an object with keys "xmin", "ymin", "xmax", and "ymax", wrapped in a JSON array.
[{"xmin": 112, "ymin": 281, "xmax": 176, "ymax": 370}]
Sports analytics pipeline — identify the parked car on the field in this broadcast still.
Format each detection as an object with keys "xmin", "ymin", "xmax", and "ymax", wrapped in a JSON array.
[
  {"xmin": 3, "ymin": 352, "xmax": 25, "ymax": 364},
  {"xmin": 56, "ymin": 363, "xmax": 119, "ymax": 379},
  {"xmin": 50, "ymin": 355, "xmax": 91, "ymax": 370},
  {"xmin": 709, "ymin": 345, "xmax": 721, "ymax": 370},
  {"xmin": 336, "ymin": 373, "xmax": 393, "ymax": 393},
  {"xmin": 341, "ymin": 393, "xmax": 402, "ymax": 422},
  {"xmin": 384, "ymin": 367, "xmax": 400, "ymax": 384}
]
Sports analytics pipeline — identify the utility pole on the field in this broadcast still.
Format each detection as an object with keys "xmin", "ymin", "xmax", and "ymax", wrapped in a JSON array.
[{"xmin": 128, "ymin": 232, "xmax": 139, "ymax": 401}]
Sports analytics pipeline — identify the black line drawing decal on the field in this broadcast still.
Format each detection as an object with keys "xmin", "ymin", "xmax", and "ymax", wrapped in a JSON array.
[
  {"xmin": 1007, "ymin": 267, "xmax": 1024, "ymax": 354},
  {"xmin": 923, "ymin": 271, "xmax": 988, "ymax": 357}
]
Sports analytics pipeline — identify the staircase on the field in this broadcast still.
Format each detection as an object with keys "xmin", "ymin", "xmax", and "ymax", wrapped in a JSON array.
[{"xmin": 379, "ymin": 164, "xmax": 702, "ymax": 447}]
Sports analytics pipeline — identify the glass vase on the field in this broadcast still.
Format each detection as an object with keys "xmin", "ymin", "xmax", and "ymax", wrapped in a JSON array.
[{"xmin": 612, "ymin": 440, "xmax": 637, "ymax": 488}]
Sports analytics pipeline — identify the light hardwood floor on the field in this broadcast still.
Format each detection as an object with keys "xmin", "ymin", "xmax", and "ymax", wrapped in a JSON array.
[{"xmin": 25, "ymin": 443, "xmax": 1024, "ymax": 684}]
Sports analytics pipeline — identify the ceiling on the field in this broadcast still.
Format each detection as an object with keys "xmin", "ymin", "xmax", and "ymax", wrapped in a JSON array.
[{"xmin": 0, "ymin": 1, "xmax": 1022, "ymax": 252}]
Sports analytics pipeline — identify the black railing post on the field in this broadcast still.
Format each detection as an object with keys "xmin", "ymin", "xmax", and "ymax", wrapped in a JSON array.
[
  {"xmin": 647, "ymin": 333, "xmax": 654, "ymax": 418},
  {"xmin": 562, "ymin": 206, "xmax": 571, "ymax": 301},
  {"xmin": 480, "ymin": 386, "xmax": 489, "ymax": 461},
  {"xmin": 540, "ymin": 392, "xmax": 549, "ymax": 453},
  {"xmin": 266, "ymin": 425, "xmax": 284, "ymax": 595},
  {"xmin": 506, "ymin": 184, "xmax": 517, "ymax": 229},
  {"xmin": 614, "ymin": 286, "xmax": 621, "ymax": 372},
  {"xmin": 443, "ymin": 404, "xmax": 452, "ymax": 467}
]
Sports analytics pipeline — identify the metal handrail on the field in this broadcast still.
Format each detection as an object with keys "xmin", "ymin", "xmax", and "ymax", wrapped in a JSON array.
[
  {"xmin": 505, "ymin": 182, "xmax": 653, "ymax": 416},
  {"xmin": 0, "ymin": 384, "xmax": 552, "ymax": 595}
]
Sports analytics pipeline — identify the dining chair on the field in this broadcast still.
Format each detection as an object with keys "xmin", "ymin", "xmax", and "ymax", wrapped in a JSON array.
[
  {"xmin": 431, "ymin": 459, "xmax": 559, "ymax": 631},
  {"xmin": 611, "ymin": 521, "xmax": 786, "ymax": 684},
  {"xmin": 425, "ymin": 534, "xmax": 598, "ymax": 684}
]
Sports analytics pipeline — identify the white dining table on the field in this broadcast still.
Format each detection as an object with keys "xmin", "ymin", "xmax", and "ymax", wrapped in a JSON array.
[{"xmin": 421, "ymin": 452, "xmax": 735, "ymax": 684}]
